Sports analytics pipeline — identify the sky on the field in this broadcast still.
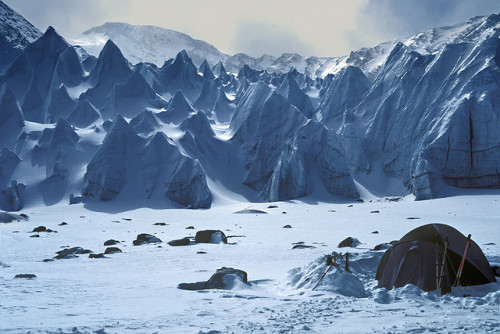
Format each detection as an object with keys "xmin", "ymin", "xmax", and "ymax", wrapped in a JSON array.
[{"xmin": 4, "ymin": 0, "xmax": 500, "ymax": 57}]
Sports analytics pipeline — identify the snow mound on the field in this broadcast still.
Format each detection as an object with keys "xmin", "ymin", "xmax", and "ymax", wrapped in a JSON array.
[{"xmin": 283, "ymin": 254, "xmax": 368, "ymax": 298}]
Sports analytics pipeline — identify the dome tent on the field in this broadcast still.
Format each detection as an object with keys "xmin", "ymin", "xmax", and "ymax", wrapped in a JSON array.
[{"xmin": 376, "ymin": 224, "xmax": 495, "ymax": 294}]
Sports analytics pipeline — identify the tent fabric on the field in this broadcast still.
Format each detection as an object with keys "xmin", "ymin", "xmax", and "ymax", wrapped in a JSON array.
[{"xmin": 376, "ymin": 224, "xmax": 495, "ymax": 293}]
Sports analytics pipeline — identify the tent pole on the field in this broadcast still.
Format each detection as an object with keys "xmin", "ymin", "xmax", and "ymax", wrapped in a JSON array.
[
  {"xmin": 436, "ymin": 240, "xmax": 440, "ymax": 296},
  {"xmin": 438, "ymin": 237, "xmax": 448, "ymax": 294},
  {"xmin": 454, "ymin": 234, "xmax": 472, "ymax": 287}
]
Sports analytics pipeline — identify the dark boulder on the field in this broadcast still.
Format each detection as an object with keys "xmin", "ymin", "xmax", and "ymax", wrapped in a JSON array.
[
  {"xmin": 133, "ymin": 233, "xmax": 162, "ymax": 246},
  {"xmin": 32, "ymin": 226, "xmax": 46, "ymax": 232},
  {"xmin": 89, "ymin": 253, "xmax": 105, "ymax": 259},
  {"xmin": 293, "ymin": 244, "xmax": 315, "ymax": 249},
  {"xmin": 195, "ymin": 230, "xmax": 227, "ymax": 244},
  {"xmin": 178, "ymin": 267, "xmax": 249, "ymax": 290},
  {"xmin": 15, "ymin": 274, "xmax": 36, "ymax": 279},
  {"xmin": 374, "ymin": 243, "xmax": 392, "ymax": 251},
  {"xmin": 55, "ymin": 247, "xmax": 92, "ymax": 259},
  {"xmin": 104, "ymin": 239, "xmax": 119, "ymax": 246},
  {"xmin": 104, "ymin": 247, "xmax": 122, "ymax": 254},
  {"xmin": 204, "ymin": 267, "xmax": 248, "ymax": 289},
  {"xmin": 168, "ymin": 237, "xmax": 192, "ymax": 246},
  {"xmin": 338, "ymin": 237, "xmax": 360, "ymax": 248}
]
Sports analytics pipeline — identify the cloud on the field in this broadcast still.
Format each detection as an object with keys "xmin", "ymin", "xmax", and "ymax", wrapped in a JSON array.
[
  {"xmin": 232, "ymin": 21, "xmax": 316, "ymax": 57},
  {"xmin": 3, "ymin": 0, "xmax": 130, "ymax": 37},
  {"xmin": 3, "ymin": 0, "xmax": 500, "ymax": 58},
  {"xmin": 347, "ymin": 0, "xmax": 500, "ymax": 50}
]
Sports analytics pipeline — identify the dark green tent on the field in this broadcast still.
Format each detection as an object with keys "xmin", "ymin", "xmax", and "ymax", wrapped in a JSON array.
[{"xmin": 376, "ymin": 224, "xmax": 495, "ymax": 293}]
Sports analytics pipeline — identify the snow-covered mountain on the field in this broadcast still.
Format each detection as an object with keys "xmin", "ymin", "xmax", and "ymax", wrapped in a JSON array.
[
  {"xmin": 71, "ymin": 22, "xmax": 229, "ymax": 68},
  {"xmin": 70, "ymin": 14, "xmax": 500, "ymax": 79},
  {"xmin": 0, "ymin": 1, "xmax": 42, "ymax": 73},
  {"xmin": 0, "ymin": 2, "xmax": 499, "ymax": 211}
]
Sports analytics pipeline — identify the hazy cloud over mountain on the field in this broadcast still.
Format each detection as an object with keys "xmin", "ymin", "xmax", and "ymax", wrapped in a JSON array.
[{"xmin": 4, "ymin": 0, "xmax": 500, "ymax": 57}]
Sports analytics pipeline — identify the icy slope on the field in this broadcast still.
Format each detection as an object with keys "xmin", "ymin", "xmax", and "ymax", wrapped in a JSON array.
[
  {"xmin": 0, "ymin": 1, "xmax": 42, "ymax": 74},
  {"xmin": 229, "ymin": 82, "xmax": 358, "ymax": 201},
  {"xmin": 337, "ymin": 35, "xmax": 500, "ymax": 199}
]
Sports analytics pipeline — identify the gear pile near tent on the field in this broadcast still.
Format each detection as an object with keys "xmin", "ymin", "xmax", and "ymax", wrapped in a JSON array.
[{"xmin": 376, "ymin": 224, "xmax": 496, "ymax": 294}]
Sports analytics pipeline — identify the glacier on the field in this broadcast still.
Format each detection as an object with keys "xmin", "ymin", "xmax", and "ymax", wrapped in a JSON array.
[{"xmin": 0, "ymin": 0, "xmax": 499, "ymax": 211}]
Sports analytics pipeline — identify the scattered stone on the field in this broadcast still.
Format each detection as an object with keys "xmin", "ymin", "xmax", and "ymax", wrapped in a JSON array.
[
  {"xmin": 328, "ymin": 210, "xmax": 336, "ymax": 212},
  {"xmin": 197, "ymin": 251, "xmax": 207, "ymax": 254},
  {"xmin": 356, "ymin": 199, "xmax": 364, "ymax": 203},
  {"xmin": 267, "ymin": 205, "xmax": 278, "ymax": 209},
  {"xmin": 282, "ymin": 211, "xmax": 287, "ymax": 214},
  {"xmin": 20, "ymin": 213, "xmax": 29, "ymax": 219},
  {"xmin": 15, "ymin": 274, "xmax": 36, "ymax": 279},
  {"xmin": 233, "ymin": 209, "xmax": 268, "ymax": 214},
  {"xmin": 195, "ymin": 230, "xmax": 227, "ymax": 244},
  {"xmin": 347, "ymin": 205, "xmax": 353, "ymax": 207},
  {"xmin": 154, "ymin": 222, "xmax": 167, "ymax": 226},
  {"xmin": 185, "ymin": 226, "xmax": 194, "ymax": 229},
  {"xmin": 104, "ymin": 247, "xmax": 122, "ymax": 254},
  {"xmin": 133, "ymin": 233, "xmax": 162, "ymax": 246},
  {"xmin": 293, "ymin": 244, "xmax": 315, "ymax": 249},
  {"xmin": 205, "ymin": 267, "xmax": 248, "ymax": 289},
  {"xmin": 89, "ymin": 253, "xmax": 105, "ymax": 259},
  {"xmin": 104, "ymin": 239, "xmax": 120, "ymax": 246},
  {"xmin": 338, "ymin": 237, "xmax": 360, "ymax": 248},
  {"xmin": 122, "ymin": 218, "xmax": 132, "ymax": 221},
  {"xmin": 59, "ymin": 222, "xmax": 68, "ymax": 226},
  {"xmin": 283, "ymin": 225, "xmax": 292, "ymax": 228},
  {"xmin": 178, "ymin": 267, "xmax": 248, "ymax": 290},
  {"xmin": 484, "ymin": 242, "xmax": 496, "ymax": 245},
  {"xmin": 54, "ymin": 247, "xmax": 92, "ymax": 259},
  {"xmin": 407, "ymin": 217, "xmax": 421, "ymax": 220},
  {"xmin": 386, "ymin": 197, "xmax": 402, "ymax": 202},
  {"xmin": 372, "ymin": 231, "xmax": 379, "ymax": 234},
  {"xmin": 32, "ymin": 226, "xmax": 46, "ymax": 233},
  {"xmin": 370, "ymin": 210, "xmax": 380, "ymax": 213},
  {"xmin": 374, "ymin": 243, "xmax": 392, "ymax": 251},
  {"xmin": 30, "ymin": 234, "xmax": 39, "ymax": 238},
  {"xmin": 43, "ymin": 259, "xmax": 54, "ymax": 262},
  {"xmin": 167, "ymin": 237, "xmax": 192, "ymax": 246}
]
